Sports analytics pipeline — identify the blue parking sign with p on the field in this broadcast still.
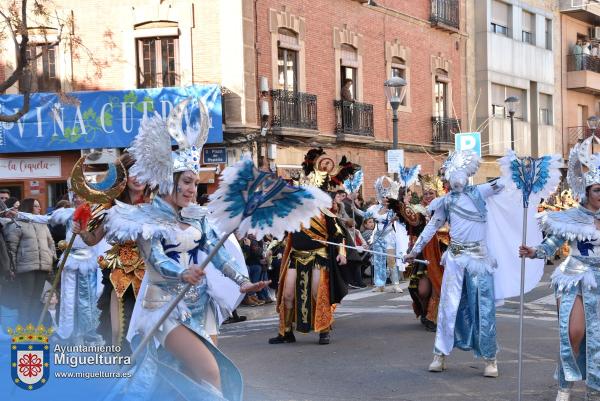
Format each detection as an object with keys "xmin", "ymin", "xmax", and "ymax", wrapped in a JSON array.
[{"xmin": 455, "ymin": 132, "xmax": 481, "ymax": 157}]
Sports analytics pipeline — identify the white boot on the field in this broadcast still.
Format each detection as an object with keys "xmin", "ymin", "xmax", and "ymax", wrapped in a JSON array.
[
  {"xmin": 556, "ymin": 389, "xmax": 570, "ymax": 401},
  {"xmin": 428, "ymin": 354, "xmax": 446, "ymax": 372},
  {"xmin": 483, "ymin": 359, "xmax": 498, "ymax": 377}
]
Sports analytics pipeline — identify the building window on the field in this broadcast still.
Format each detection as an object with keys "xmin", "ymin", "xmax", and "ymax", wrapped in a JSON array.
[
  {"xmin": 491, "ymin": 0, "xmax": 510, "ymax": 37},
  {"xmin": 277, "ymin": 28, "xmax": 299, "ymax": 92},
  {"xmin": 491, "ymin": 83, "xmax": 526, "ymax": 120},
  {"xmin": 136, "ymin": 36, "xmax": 179, "ymax": 88},
  {"xmin": 539, "ymin": 93, "xmax": 552, "ymax": 125},
  {"xmin": 340, "ymin": 44, "xmax": 358, "ymax": 100},
  {"xmin": 522, "ymin": 10, "xmax": 534, "ymax": 45},
  {"xmin": 434, "ymin": 69, "xmax": 448, "ymax": 118},
  {"xmin": 21, "ymin": 43, "xmax": 60, "ymax": 92},
  {"xmin": 545, "ymin": 18, "xmax": 552, "ymax": 50},
  {"xmin": 391, "ymin": 57, "xmax": 407, "ymax": 107}
]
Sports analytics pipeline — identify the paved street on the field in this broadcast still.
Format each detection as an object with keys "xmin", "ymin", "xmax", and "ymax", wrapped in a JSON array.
[{"xmin": 220, "ymin": 263, "xmax": 581, "ymax": 401}]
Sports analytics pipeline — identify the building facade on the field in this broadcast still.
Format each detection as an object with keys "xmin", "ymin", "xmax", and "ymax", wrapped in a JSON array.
[
  {"xmin": 466, "ymin": 0, "xmax": 561, "ymax": 180},
  {"xmin": 0, "ymin": 0, "xmax": 468, "ymax": 207},
  {"xmin": 0, "ymin": 0, "xmax": 236, "ymax": 211},
  {"xmin": 253, "ymin": 0, "xmax": 467, "ymax": 198},
  {"xmin": 559, "ymin": 0, "xmax": 600, "ymax": 156}
]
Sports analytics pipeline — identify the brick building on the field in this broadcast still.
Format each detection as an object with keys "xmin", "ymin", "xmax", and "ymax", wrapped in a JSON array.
[
  {"xmin": 253, "ymin": 0, "xmax": 467, "ymax": 198},
  {"xmin": 0, "ymin": 0, "xmax": 466, "ymax": 207}
]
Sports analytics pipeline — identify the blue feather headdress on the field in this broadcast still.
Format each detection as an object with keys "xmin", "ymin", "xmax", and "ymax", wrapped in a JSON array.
[
  {"xmin": 498, "ymin": 150, "xmax": 562, "ymax": 208},
  {"xmin": 343, "ymin": 169, "xmax": 363, "ymax": 193},
  {"xmin": 208, "ymin": 158, "xmax": 332, "ymax": 240},
  {"xmin": 398, "ymin": 165, "xmax": 421, "ymax": 188}
]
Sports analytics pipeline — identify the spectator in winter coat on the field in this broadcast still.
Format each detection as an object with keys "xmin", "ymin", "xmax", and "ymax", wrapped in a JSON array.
[{"xmin": 3, "ymin": 198, "xmax": 56, "ymax": 325}]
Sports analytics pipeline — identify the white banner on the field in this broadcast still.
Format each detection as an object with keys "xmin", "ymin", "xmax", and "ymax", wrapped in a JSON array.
[{"xmin": 0, "ymin": 157, "xmax": 61, "ymax": 179}]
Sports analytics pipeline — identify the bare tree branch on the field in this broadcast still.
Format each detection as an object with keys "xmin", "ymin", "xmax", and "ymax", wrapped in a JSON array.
[{"xmin": 0, "ymin": 0, "xmax": 31, "ymax": 122}]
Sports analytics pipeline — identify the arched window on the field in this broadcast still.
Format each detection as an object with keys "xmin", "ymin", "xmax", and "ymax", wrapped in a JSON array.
[
  {"xmin": 391, "ymin": 57, "xmax": 407, "ymax": 106},
  {"xmin": 277, "ymin": 28, "xmax": 299, "ymax": 92},
  {"xmin": 434, "ymin": 69, "xmax": 449, "ymax": 118},
  {"xmin": 340, "ymin": 44, "xmax": 358, "ymax": 100},
  {"xmin": 135, "ymin": 21, "xmax": 179, "ymax": 88}
]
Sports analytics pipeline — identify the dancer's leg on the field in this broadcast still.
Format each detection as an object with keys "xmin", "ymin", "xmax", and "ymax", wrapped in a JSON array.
[{"xmin": 165, "ymin": 325, "xmax": 221, "ymax": 390}]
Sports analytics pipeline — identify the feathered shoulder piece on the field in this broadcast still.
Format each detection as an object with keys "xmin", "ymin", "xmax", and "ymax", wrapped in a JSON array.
[
  {"xmin": 104, "ymin": 200, "xmax": 191, "ymax": 243},
  {"xmin": 48, "ymin": 208, "xmax": 75, "ymax": 226},
  {"xmin": 398, "ymin": 165, "xmax": 421, "ymax": 188},
  {"xmin": 537, "ymin": 206, "xmax": 597, "ymax": 241}
]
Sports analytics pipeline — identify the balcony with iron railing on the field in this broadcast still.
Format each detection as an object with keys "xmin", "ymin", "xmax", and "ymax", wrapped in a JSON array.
[
  {"xmin": 559, "ymin": 0, "xmax": 600, "ymax": 22},
  {"xmin": 334, "ymin": 100, "xmax": 374, "ymax": 141},
  {"xmin": 566, "ymin": 54, "xmax": 600, "ymax": 94},
  {"xmin": 431, "ymin": 117, "xmax": 460, "ymax": 151},
  {"xmin": 270, "ymin": 89, "xmax": 318, "ymax": 138},
  {"xmin": 567, "ymin": 125, "xmax": 596, "ymax": 146},
  {"xmin": 430, "ymin": 0, "xmax": 460, "ymax": 32}
]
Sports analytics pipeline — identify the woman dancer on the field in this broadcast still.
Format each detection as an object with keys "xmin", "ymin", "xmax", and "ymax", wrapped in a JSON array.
[
  {"xmin": 519, "ymin": 139, "xmax": 600, "ymax": 401},
  {"xmin": 104, "ymin": 100, "xmax": 268, "ymax": 400}
]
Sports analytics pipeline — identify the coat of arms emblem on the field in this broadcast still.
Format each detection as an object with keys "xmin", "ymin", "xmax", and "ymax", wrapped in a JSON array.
[{"xmin": 8, "ymin": 324, "xmax": 51, "ymax": 390}]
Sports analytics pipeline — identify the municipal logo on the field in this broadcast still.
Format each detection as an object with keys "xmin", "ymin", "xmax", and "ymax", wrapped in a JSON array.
[{"xmin": 8, "ymin": 324, "xmax": 52, "ymax": 390}]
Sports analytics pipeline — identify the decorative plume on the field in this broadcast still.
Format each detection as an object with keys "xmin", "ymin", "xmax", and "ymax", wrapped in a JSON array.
[
  {"xmin": 398, "ymin": 165, "xmax": 421, "ymax": 188},
  {"xmin": 343, "ymin": 169, "xmax": 363, "ymax": 193},
  {"xmin": 498, "ymin": 149, "xmax": 562, "ymax": 208},
  {"xmin": 208, "ymin": 158, "xmax": 332, "ymax": 240}
]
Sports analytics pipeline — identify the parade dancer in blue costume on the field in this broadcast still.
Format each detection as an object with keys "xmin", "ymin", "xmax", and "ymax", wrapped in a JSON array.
[
  {"xmin": 356, "ymin": 176, "xmax": 405, "ymax": 293},
  {"xmin": 520, "ymin": 137, "xmax": 600, "ymax": 401},
  {"xmin": 405, "ymin": 150, "xmax": 504, "ymax": 377},
  {"xmin": 103, "ymin": 99, "xmax": 269, "ymax": 401}
]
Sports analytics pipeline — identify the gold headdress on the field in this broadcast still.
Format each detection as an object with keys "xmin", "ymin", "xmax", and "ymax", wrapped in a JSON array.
[
  {"xmin": 300, "ymin": 148, "xmax": 360, "ymax": 191},
  {"xmin": 420, "ymin": 174, "xmax": 444, "ymax": 196}
]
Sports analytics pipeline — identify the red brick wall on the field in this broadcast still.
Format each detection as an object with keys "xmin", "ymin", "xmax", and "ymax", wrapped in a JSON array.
[
  {"xmin": 258, "ymin": 0, "xmax": 464, "ymax": 197},
  {"xmin": 257, "ymin": 1, "xmax": 463, "ymax": 144}
]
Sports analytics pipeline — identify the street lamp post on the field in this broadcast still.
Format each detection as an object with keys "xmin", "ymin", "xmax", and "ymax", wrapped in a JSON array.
[
  {"xmin": 505, "ymin": 96, "xmax": 520, "ymax": 152},
  {"xmin": 587, "ymin": 115, "xmax": 599, "ymax": 153},
  {"xmin": 384, "ymin": 77, "xmax": 407, "ymax": 150},
  {"xmin": 587, "ymin": 115, "xmax": 599, "ymax": 139}
]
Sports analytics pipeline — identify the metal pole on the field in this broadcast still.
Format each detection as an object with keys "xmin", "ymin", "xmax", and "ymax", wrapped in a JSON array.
[
  {"xmin": 510, "ymin": 112, "xmax": 515, "ymax": 151},
  {"xmin": 37, "ymin": 233, "xmax": 77, "ymax": 327},
  {"xmin": 392, "ymin": 106, "xmax": 399, "ymax": 150},
  {"xmin": 517, "ymin": 206, "xmax": 528, "ymax": 401}
]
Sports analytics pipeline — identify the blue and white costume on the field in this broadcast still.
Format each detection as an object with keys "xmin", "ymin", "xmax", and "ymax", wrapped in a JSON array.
[
  {"xmin": 411, "ymin": 180, "xmax": 502, "ymax": 359},
  {"xmin": 528, "ymin": 137, "xmax": 600, "ymax": 397},
  {"xmin": 20, "ymin": 208, "xmax": 106, "ymax": 344},
  {"xmin": 103, "ymin": 198, "xmax": 249, "ymax": 401},
  {"xmin": 102, "ymin": 98, "xmax": 249, "ymax": 401},
  {"xmin": 407, "ymin": 151, "xmax": 504, "ymax": 377}
]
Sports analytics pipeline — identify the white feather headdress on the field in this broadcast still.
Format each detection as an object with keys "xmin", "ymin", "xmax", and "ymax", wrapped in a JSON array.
[
  {"xmin": 374, "ymin": 176, "xmax": 400, "ymax": 203},
  {"xmin": 442, "ymin": 150, "xmax": 480, "ymax": 181},
  {"xmin": 567, "ymin": 136, "xmax": 600, "ymax": 200},
  {"xmin": 128, "ymin": 98, "xmax": 210, "ymax": 194}
]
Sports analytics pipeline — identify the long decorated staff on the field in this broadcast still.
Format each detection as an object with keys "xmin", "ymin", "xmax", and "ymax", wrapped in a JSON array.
[
  {"xmin": 343, "ymin": 169, "xmax": 363, "ymax": 223},
  {"xmin": 37, "ymin": 156, "xmax": 126, "ymax": 328},
  {"xmin": 506, "ymin": 151, "xmax": 561, "ymax": 401},
  {"xmin": 130, "ymin": 158, "xmax": 332, "ymax": 363}
]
